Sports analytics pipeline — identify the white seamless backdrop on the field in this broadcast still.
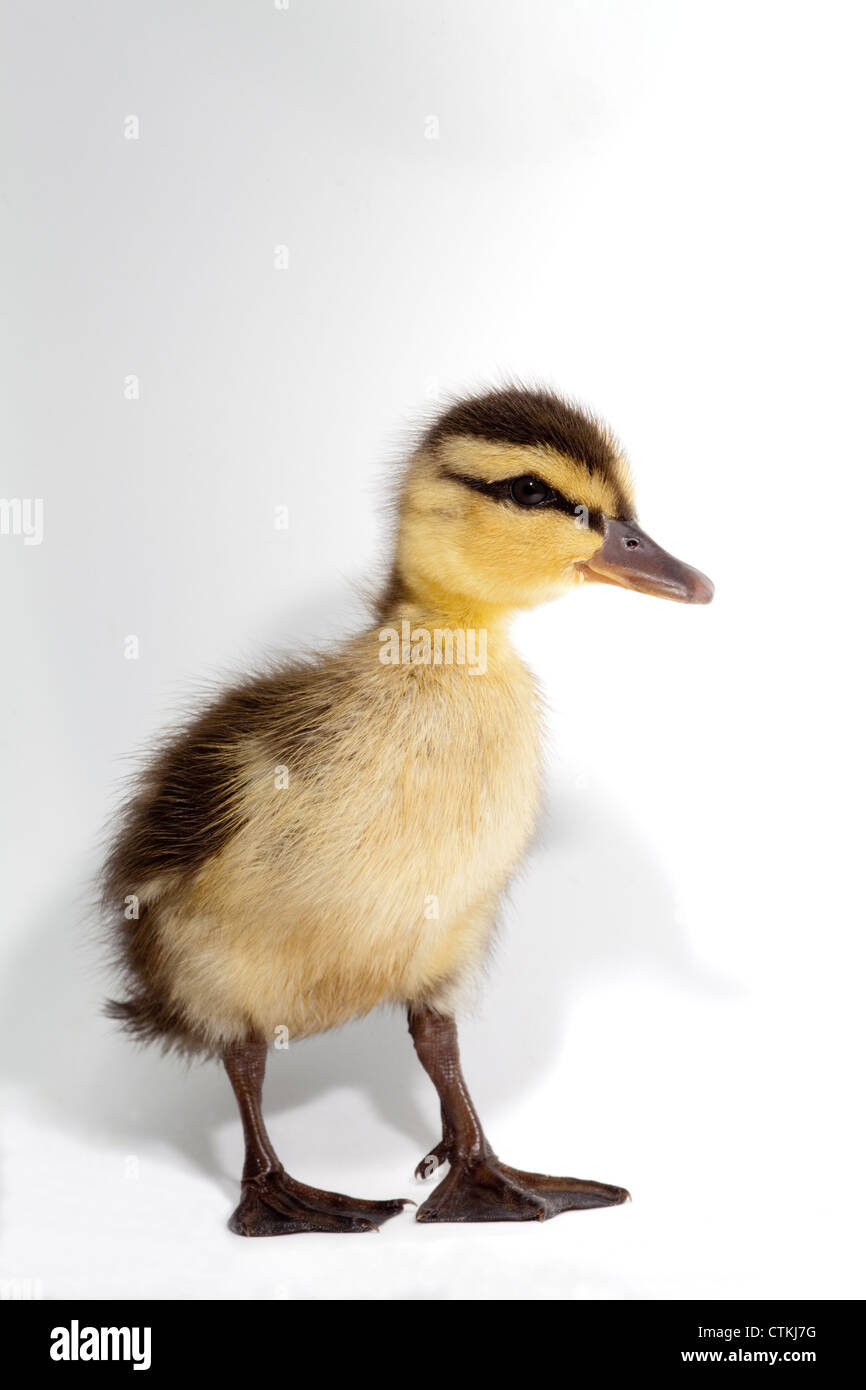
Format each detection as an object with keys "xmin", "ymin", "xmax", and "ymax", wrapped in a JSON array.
[{"xmin": 2, "ymin": 0, "xmax": 864, "ymax": 1300}]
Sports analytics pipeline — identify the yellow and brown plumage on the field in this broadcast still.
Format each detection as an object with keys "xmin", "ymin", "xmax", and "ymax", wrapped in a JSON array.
[{"xmin": 103, "ymin": 385, "xmax": 712, "ymax": 1233}]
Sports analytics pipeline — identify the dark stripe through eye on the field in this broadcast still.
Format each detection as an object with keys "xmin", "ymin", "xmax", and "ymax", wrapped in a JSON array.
[{"xmin": 442, "ymin": 470, "xmax": 605, "ymax": 532}]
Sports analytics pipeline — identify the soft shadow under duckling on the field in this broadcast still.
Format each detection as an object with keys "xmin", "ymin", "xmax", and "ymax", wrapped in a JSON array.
[{"xmin": 102, "ymin": 385, "xmax": 713, "ymax": 1235}]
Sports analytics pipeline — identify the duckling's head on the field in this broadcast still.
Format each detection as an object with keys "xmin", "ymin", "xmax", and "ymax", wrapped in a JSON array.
[{"xmin": 390, "ymin": 385, "xmax": 713, "ymax": 619}]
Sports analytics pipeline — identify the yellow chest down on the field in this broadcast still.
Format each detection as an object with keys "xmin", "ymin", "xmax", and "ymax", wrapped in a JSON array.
[{"xmin": 156, "ymin": 630, "xmax": 544, "ymax": 1047}]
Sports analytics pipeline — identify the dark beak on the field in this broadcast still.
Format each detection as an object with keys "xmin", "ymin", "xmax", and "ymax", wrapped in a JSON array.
[{"xmin": 580, "ymin": 518, "xmax": 714, "ymax": 604}]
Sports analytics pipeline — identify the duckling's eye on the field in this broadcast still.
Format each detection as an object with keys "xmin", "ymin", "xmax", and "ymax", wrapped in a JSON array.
[
  {"xmin": 509, "ymin": 476, "xmax": 553, "ymax": 507},
  {"xmin": 624, "ymin": 536, "xmax": 641, "ymax": 550}
]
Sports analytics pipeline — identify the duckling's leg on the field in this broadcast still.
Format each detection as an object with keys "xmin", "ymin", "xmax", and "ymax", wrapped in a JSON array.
[
  {"xmin": 409, "ymin": 1007, "xmax": 630, "ymax": 1222},
  {"xmin": 224, "ymin": 1040, "xmax": 409, "ymax": 1236}
]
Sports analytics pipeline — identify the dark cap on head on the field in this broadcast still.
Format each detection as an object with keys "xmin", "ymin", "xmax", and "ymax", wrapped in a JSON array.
[{"xmin": 423, "ymin": 385, "xmax": 634, "ymax": 519}]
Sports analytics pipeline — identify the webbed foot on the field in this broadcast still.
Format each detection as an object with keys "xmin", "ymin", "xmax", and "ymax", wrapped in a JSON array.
[
  {"xmin": 229, "ymin": 1168, "xmax": 411, "ymax": 1237},
  {"xmin": 415, "ymin": 1153, "xmax": 629, "ymax": 1224}
]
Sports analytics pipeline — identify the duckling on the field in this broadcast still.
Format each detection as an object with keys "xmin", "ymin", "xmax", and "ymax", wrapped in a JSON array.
[{"xmin": 103, "ymin": 385, "xmax": 713, "ymax": 1235}]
